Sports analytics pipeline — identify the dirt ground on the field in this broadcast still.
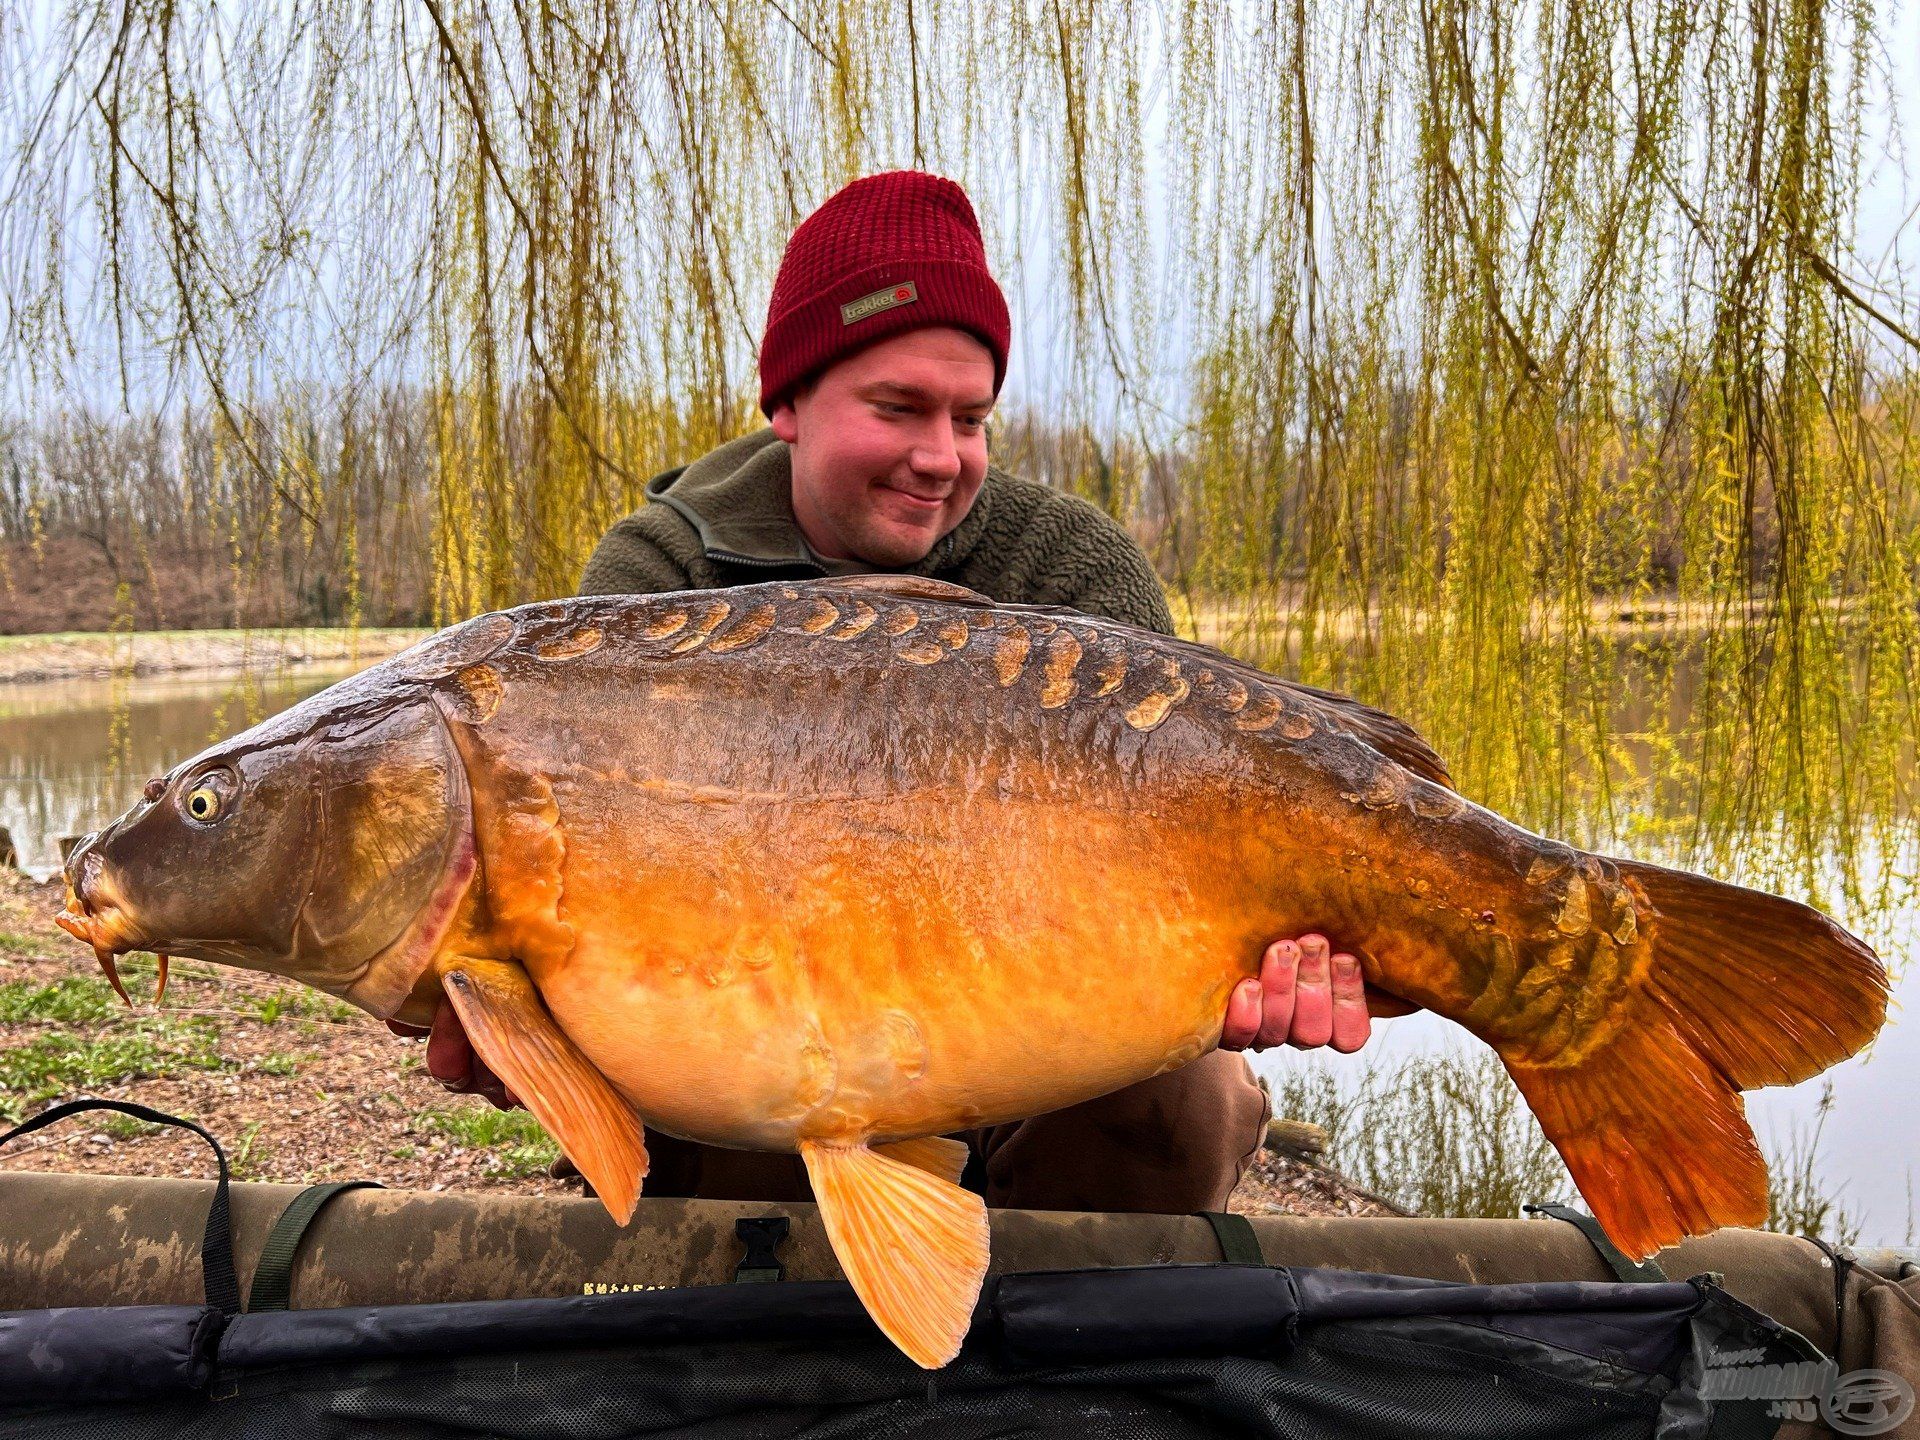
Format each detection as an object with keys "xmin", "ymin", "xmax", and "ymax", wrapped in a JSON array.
[{"xmin": 0, "ymin": 868, "xmax": 1397, "ymax": 1218}]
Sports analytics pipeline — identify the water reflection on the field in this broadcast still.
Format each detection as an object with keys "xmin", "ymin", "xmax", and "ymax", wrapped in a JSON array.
[{"xmin": 0, "ymin": 667, "xmax": 352, "ymax": 877}]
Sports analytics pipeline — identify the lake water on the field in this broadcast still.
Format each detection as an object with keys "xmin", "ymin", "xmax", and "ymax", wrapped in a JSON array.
[
  {"xmin": 0, "ymin": 666, "xmax": 352, "ymax": 877},
  {"xmin": 2, "ymin": 658, "xmax": 1913, "ymax": 1243}
]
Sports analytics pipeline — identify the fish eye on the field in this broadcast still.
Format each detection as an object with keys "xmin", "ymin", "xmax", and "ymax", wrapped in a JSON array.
[{"xmin": 179, "ymin": 768, "xmax": 239, "ymax": 826}]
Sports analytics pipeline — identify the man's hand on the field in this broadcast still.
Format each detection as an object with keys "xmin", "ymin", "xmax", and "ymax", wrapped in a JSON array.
[
  {"xmin": 385, "ymin": 1003, "xmax": 521, "ymax": 1111},
  {"xmin": 1220, "ymin": 934, "xmax": 1413, "ymax": 1054}
]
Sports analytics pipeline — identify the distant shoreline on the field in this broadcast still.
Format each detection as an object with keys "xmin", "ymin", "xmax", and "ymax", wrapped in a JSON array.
[
  {"xmin": 0, "ymin": 589, "xmax": 1857, "ymax": 685},
  {"xmin": 0, "ymin": 628, "xmax": 429, "ymax": 686}
]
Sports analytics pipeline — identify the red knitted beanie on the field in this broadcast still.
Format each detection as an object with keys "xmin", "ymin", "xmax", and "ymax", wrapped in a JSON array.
[{"xmin": 758, "ymin": 171, "xmax": 1011, "ymax": 416}]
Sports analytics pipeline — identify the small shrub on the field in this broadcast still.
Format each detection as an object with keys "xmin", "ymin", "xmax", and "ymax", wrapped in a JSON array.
[
  {"xmin": 1765, "ymin": 1083, "xmax": 1865, "ymax": 1248},
  {"xmin": 1268, "ymin": 1048, "xmax": 1871, "ymax": 1244},
  {"xmin": 1265, "ymin": 1049, "xmax": 1574, "ymax": 1220}
]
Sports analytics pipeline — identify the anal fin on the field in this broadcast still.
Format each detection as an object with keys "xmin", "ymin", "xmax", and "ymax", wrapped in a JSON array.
[
  {"xmin": 874, "ymin": 1136, "xmax": 971, "ymax": 1186},
  {"xmin": 437, "ymin": 955, "xmax": 648, "ymax": 1224},
  {"xmin": 800, "ymin": 1140, "xmax": 990, "ymax": 1369}
]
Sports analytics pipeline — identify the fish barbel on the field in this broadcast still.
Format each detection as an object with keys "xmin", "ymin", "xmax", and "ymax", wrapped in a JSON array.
[{"xmin": 59, "ymin": 575, "xmax": 1887, "ymax": 1367}]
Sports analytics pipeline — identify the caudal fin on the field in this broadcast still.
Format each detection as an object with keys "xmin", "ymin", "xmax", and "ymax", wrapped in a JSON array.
[
  {"xmin": 1503, "ymin": 859, "xmax": 1887, "ymax": 1261},
  {"xmin": 801, "ymin": 1139, "xmax": 990, "ymax": 1369}
]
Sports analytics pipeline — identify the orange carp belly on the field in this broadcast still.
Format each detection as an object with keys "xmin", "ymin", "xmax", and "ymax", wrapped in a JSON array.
[{"xmin": 531, "ymin": 912, "xmax": 1249, "ymax": 1152}]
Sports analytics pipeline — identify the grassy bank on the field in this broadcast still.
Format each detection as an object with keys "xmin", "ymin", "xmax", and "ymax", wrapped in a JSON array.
[
  {"xmin": 0, "ymin": 627, "xmax": 428, "ymax": 685},
  {"xmin": 0, "ymin": 869, "xmax": 570, "ymax": 1192}
]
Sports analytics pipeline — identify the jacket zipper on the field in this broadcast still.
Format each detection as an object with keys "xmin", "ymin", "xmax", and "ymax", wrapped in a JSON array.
[{"xmin": 706, "ymin": 549, "xmax": 825, "ymax": 573}]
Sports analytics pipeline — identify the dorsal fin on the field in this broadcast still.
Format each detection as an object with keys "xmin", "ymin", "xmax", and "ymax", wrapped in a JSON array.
[
  {"xmin": 1269, "ymin": 679, "xmax": 1454, "ymax": 791},
  {"xmin": 798, "ymin": 580, "xmax": 1455, "ymax": 791},
  {"xmin": 814, "ymin": 575, "xmax": 992, "ymax": 605}
]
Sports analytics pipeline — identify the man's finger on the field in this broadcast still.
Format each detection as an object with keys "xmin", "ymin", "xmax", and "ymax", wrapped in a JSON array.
[
  {"xmin": 1328, "ymin": 953, "xmax": 1373, "ymax": 1053},
  {"xmin": 1253, "ymin": 940, "xmax": 1300, "ymax": 1049},
  {"xmin": 1221, "ymin": 978, "xmax": 1263, "ymax": 1051},
  {"xmin": 425, "ymin": 1001, "xmax": 476, "ymax": 1090},
  {"xmin": 1287, "ymin": 933, "xmax": 1334, "ymax": 1048},
  {"xmin": 473, "ymin": 1061, "xmax": 517, "ymax": 1111}
]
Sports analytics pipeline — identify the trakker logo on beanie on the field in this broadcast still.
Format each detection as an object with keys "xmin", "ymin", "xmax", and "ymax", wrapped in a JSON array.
[
  {"xmin": 840, "ymin": 281, "xmax": 919, "ymax": 326},
  {"xmin": 759, "ymin": 172, "xmax": 1011, "ymax": 417}
]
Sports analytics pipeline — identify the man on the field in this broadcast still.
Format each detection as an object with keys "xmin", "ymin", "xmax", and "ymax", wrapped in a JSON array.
[{"xmin": 403, "ymin": 171, "xmax": 1398, "ymax": 1212}]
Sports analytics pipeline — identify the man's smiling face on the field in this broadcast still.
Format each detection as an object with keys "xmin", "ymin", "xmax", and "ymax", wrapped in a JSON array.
[{"xmin": 771, "ymin": 327, "xmax": 996, "ymax": 568}]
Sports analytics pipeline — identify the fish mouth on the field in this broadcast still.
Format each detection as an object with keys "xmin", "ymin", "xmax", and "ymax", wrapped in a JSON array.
[{"xmin": 58, "ymin": 858, "xmax": 168, "ymax": 1008}]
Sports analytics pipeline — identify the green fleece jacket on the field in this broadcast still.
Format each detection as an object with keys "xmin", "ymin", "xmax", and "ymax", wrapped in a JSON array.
[{"xmin": 578, "ymin": 429, "xmax": 1175, "ymax": 635}]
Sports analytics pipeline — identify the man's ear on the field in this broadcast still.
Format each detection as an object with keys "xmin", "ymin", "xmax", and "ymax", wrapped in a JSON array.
[
  {"xmin": 769, "ymin": 400, "xmax": 800, "ymax": 443},
  {"xmin": 769, "ymin": 375, "xmax": 814, "ymax": 443}
]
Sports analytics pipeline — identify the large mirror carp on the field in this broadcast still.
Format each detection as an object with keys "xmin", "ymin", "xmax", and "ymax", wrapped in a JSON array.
[{"xmin": 57, "ymin": 576, "xmax": 1887, "ymax": 1368}]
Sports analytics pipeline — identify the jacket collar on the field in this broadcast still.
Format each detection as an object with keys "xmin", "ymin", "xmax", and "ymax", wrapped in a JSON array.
[{"xmin": 644, "ymin": 427, "xmax": 996, "ymax": 576}]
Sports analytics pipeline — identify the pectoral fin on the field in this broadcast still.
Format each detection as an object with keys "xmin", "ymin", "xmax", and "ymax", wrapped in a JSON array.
[
  {"xmin": 437, "ymin": 955, "xmax": 648, "ymax": 1225},
  {"xmin": 800, "ymin": 1139, "xmax": 990, "ymax": 1369}
]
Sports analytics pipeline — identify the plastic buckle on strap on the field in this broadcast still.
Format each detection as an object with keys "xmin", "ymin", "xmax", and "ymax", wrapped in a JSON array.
[
  {"xmin": 1525, "ymin": 1202, "xmax": 1668, "ymax": 1283},
  {"xmin": 732, "ymin": 1215, "xmax": 791, "ymax": 1283}
]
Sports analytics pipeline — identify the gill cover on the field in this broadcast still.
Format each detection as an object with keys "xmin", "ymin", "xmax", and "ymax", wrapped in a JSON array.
[{"xmin": 292, "ymin": 704, "xmax": 471, "ymax": 983}]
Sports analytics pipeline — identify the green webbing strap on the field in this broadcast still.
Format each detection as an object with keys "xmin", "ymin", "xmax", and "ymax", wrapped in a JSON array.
[
  {"xmin": 247, "ymin": 1180, "xmax": 383, "ymax": 1312},
  {"xmin": 1197, "ymin": 1210, "xmax": 1266, "ymax": 1266},
  {"xmin": 1525, "ymin": 1202, "xmax": 1668, "ymax": 1283}
]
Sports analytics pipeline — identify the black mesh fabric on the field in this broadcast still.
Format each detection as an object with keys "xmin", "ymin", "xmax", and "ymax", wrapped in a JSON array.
[
  {"xmin": 0, "ymin": 1325, "xmax": 1662, "ymax": 1439},
  {"xmin": 0, "ymin": 1266, "xmax": 1815, "ymax": 1439}
]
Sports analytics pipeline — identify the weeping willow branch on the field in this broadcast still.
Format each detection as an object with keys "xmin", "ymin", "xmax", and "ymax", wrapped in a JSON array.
[
  {"xmin": 1797, "ymin": 245, "xmax": 1920, "ymax": 353},
  {"xmin": 419, "ymin": 0, "xmax": 642, "ymax": 496}
]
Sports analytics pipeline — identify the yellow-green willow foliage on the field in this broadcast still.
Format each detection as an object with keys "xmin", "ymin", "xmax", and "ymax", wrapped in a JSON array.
[{"xmin": 1, "ymin": 0, "xmax": 1915, "ymax": 909}]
